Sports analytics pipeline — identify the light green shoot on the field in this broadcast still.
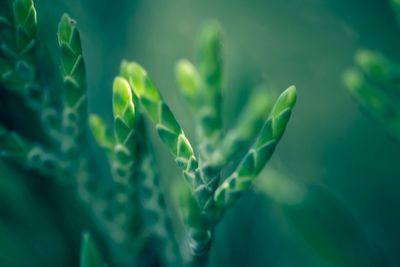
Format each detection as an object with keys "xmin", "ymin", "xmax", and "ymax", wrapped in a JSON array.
[
  {"xmin": 80, "ymin": 232, "xmax": 107, "ymax": 267},
  {"xmin": 120, "ymin": 62, "xmax": 198, "ymax": 188},
  {"xmin": 214, "ymin": 86, "xmax": 297, "ymax": 211},
  {"xmin": 58, "ymin": 13, "xmax": 88, "ymax": 156}
]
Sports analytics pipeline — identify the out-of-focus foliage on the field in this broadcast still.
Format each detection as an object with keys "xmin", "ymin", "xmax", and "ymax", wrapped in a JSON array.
[
  {"xmin": 80, "ymin": 232, "xmax": 107, "ymax": 267},
  {"xmin": 344, "ymin": 0, "xmax": 400, "ymax": 140},
  {"xmin": 344, "ymin": 50, "xmax": 400, "ymax": 139},
  {"xmin": 390, "ymin": 0, "xmax": 400, "ymax": 23},
  {"xmin": 256, "ymin": 167, "xmax": 383, "ymax": 267}
]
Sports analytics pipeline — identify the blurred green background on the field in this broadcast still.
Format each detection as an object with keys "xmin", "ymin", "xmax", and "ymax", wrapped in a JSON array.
[{"xmin": 3, "ymin": 0, "xmax": 400, "ymax": 266}]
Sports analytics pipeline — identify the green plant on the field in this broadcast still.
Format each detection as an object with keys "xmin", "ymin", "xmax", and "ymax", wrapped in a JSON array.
[
  {"xmin": 343, "ymin": 50, "xmax": 400, "ymax": 139},
  {"xmin": 0, "ymin": 1, "xmax": 296, "ymax": 266},
  {"xmin": 343, "ymin": 0, "xmax": 400, "ymax": 139}
]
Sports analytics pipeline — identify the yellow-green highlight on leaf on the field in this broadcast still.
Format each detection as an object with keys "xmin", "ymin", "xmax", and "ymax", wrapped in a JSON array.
[
  {"xmin": 113, "ymin": 76, "xmax": 135, "ymax": 128},
  {"xmin": 89, "ymin": 114, "xmax": 114, "ymax": 152}
]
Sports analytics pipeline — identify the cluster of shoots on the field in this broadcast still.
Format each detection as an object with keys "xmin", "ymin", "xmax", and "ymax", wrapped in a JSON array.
[
  {"xmin": 343, "ymin": 1, "xmax": 400, "ymax": 140},
  {"xmin": 0, "ymin": 0, "xmax": 296, "ymax": 266},
  {"xmin": 344, "ymin": 50, "xmax": 400, "ymax": 139}
]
